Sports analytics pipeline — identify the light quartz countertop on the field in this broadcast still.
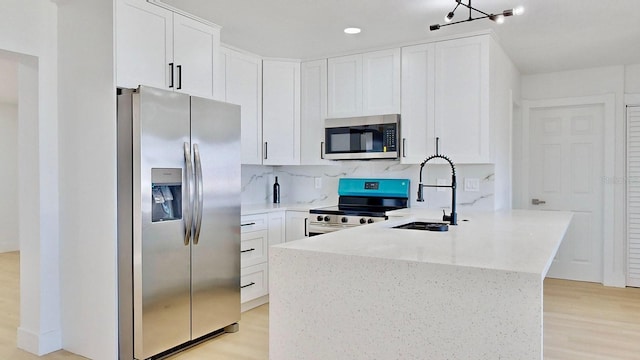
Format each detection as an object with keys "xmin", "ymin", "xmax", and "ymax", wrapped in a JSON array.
[
  {"xmin": 241, "ymin": 202, "xmax": 331, "ymax": 215},
  {"xmin": 272, "ymin": 209, "xmax": 573, "ymax": 276}
]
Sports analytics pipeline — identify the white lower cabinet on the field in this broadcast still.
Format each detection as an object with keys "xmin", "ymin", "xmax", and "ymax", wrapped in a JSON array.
[
  {"xmin": 240, "ymin": 230, "xmax": 267, "ymax": 268},
  {"xmin": 240, "ymin": 263, "xmax": 268, "ymax": 303},
  {"xmin": 286, "ymin": 210, "xmax": 309, "ymax": 242},
  {"xmin": 240, "ymin": 210, "xmax": 285, "ymax": 311}
]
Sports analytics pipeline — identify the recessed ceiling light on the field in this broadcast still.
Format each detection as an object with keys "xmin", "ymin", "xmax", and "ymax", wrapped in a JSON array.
[{"xmin": 344, "ymin": 27, "xmax": 361, "ymax": 35}]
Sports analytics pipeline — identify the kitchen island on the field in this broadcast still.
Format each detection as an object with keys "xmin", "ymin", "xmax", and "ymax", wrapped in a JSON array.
[{"xmin": 269, "ymin": 209, "xmax": 572, "ymax": 360}]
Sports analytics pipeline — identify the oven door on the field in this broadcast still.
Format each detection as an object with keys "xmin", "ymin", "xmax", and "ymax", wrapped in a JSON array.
[{"xmin": 308, "ymin": 223, "xmax": 354, "ymax": 237}]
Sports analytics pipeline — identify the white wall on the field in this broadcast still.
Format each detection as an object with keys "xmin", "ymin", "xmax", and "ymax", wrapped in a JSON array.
[
  {"xmin": 490, "ymin": 38, "xmax": 521, "ymax": 211},
  {"xmin": 521, "ymin": 65, "xmax": 627, "ymax": 286},
  {"xmin": 0, "ymin": 103, "xmax": 19, "ymax": 252},
  {"xmin": 0, "ymin": 0, "xmax": 61, "ymax": 355},
  {"xmin": 57, "ymin": 0, "xmax": 118, "ymax": 358},
  {"xmin": 626, "ymin": 64, "xmax": 640, "ymax": 94}
]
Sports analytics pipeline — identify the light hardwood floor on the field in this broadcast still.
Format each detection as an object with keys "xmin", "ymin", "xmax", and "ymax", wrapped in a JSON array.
[{"xmin": 2, "ymin": 251, "xmax": 640, "ymax": 359}]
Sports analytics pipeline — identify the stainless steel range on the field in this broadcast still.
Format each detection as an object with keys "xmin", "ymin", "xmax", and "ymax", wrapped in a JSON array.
[{"xmin": 308, "ymin": 178, "xmax": 410, "ymax": 236}]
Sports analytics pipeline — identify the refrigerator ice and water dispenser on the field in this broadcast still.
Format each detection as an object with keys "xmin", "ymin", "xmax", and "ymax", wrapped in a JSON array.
[{"xmin": 151, "ymin": 168, "xmax": 182, "ymax": 222}]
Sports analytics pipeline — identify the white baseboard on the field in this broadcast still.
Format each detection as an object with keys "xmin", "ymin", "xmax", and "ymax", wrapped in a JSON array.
[
  {"xmin": 241, "ymin": 295, "xmax": 269, "ymax": 313},
  {"xmin": 0, "ymin": 243, "xmax": 19, "ymax": 253},
  {"xmin": 17, "ymin": 326, "xmax": 62, "ymax": 356}
]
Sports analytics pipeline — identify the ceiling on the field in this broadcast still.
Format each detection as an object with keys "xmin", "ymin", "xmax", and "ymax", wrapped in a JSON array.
[
  {"xmin": 160, "ymin": 0, "xmax": 640, "ymax": 75},
  {"xmin": 0, "ymin": 57, "xmax": 18, "ymax": 105}
]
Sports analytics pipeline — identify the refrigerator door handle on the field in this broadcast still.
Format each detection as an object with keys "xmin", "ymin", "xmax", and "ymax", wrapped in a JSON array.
[
  {"xmin": 183, "ymin": 142, "xmax": 193, "ymax": 245},
  {"xmin": 192, "ymin": 143, "xmax": 204, "ymax": 245}
]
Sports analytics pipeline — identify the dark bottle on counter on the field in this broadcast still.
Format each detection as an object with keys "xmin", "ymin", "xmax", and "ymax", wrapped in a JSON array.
[{"xmin": 273, "ymin": 176, "xmax": 280, "ymax": 203}]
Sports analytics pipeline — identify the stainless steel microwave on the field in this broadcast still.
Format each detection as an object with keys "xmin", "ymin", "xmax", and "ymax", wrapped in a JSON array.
[{"xmin": 324, "ymin": 114, "xmax": 400, "ymax": 160}]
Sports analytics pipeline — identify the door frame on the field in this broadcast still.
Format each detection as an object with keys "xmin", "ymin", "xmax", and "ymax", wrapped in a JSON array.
[{"xmin": 520, "ymin": 94, "xmax": 618, "ymax": 286}]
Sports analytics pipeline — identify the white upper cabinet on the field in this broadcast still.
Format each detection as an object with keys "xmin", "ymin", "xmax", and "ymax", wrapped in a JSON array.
[
  {"xmin": 362, "ymin": 49, "xmax": 401, "ymax": 116},
  {"xmin": 327, "ymin": 54, "xmax": 362, "ymax": 117},
  {"xmin": 400, "ymin": 43, "xmax": 436, "ymax": 164},
  {"xmin": 262, "ymin": 60, "xmax": 301, "ymax": 165},
  {"xmin": 401, "ymin": 35, "xmax": 492, "ymax": 164},
  {"xmin": 116, "ymin": 0, "xmax": 221, "ymax": 99},
  {"xmin": 172, "ymin": 13, "xmax": 220, "ymax": 99},
  {"xmin": 434, "ymin": 36, "xmax": 490, "ymax": 163},
  {"xmin": 116, "ymin": 0, "xmax": 172, "ymax": 90},
  {"xmin": 300, "ymin": 59, "xmax": 332, "ymax": 165},
  {"xmin": 221, "ymin": 47, "xmax": 263, "ymax": 164},
  {"xmin": 327, "ymin": 49, "xmax": 400, "ymax": 118}
]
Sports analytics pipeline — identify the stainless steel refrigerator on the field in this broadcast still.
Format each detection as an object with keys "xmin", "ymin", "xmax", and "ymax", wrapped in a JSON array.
[{"xmin": 117, "ymin": 86, "xmax": 241, "ymax": 360}]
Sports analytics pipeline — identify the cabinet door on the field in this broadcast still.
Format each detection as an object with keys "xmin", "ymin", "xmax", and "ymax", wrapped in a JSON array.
[
  {"xmin": 268, "ymin": 211, "xmax": 286, "ymax": 246},
  {"xmin": 262, "ymin": 60, "xmax": 301, "ymax": 165},
  {"xmin": 223, "ymin": 48, "xmax": 263, "ymax": 164},
  {"xmin": 301, "ymin": 60, "xmax": 332, "ymax": 165},
  {"xmin": 173, "ymin": 13, "xmax": 220, "ymax": 99},
  {"xmin": 363, "ymin": 48, "xmax": 401, "ymax": 115},
  {"xmin": 327, "ymin": 54, "xmax": 362, "ymax": 118},
  {"xmin": 434, "ymin": 36, "xmax": 490, "ymax": 163},
  {"xmin": 285, "ymin": 211, "xmax": 308, "ymax": 242},
  {"xmin": 240, "ymin": 230, "xmax": 268, "ymax": 268},
  {"xmin": 116, "ymin": 0, "xmax": 173, "ymax": 89},
  {"xmin": 400, "ymin": 43, "xmax": 436, "ymax": 164}
]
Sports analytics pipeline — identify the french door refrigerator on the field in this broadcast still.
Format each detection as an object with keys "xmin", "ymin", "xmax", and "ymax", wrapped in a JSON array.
[{"xmin": 117, "ymin": 86, "xmax": 241, "ymax": 360}]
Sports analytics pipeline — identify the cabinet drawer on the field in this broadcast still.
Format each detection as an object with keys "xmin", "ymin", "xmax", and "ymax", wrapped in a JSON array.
[
  {"xmin": 240, "ymin": 263, "xmax": 268, "ymax": 303},
  {"xmin": 240, "ymin": 230, "xmax": 268, "ymax": 267},
  {"xmin": 240, "ymin": 213, "xmax": 268, "ymax": 233}
]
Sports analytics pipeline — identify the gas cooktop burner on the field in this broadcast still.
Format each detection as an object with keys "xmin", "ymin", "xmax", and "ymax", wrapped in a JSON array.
[{"xmin": 309, "ymin": 205, "xmax": 388, "ymax": 218}]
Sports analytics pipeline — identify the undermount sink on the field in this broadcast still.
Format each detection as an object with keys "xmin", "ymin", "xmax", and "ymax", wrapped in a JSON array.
[{"xmin": 393, "ymin": 221, "xmax": 449, "ymax": 232}]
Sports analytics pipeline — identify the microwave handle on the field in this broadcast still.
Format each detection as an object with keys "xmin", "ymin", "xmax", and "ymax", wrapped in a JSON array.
[{"xmin": 320, "ymin": 142, "xmax": 325, "ymax": 159}]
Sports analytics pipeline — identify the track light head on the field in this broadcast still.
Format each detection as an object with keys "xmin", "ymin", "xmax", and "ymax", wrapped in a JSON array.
[
  {"xmin": 445, "ymin": 11, "xmax": 455, "ymax": 23},
  {"xmin": 502, "ymin": 9, "xmax": 514, "ymax": 17},
  {"xmin": 489, "ymin": 14, "xmax": 505, "ymax": 24},
  {"xmin": 430, "ymin": 24, "xmax": 441, "ymax": 31}
]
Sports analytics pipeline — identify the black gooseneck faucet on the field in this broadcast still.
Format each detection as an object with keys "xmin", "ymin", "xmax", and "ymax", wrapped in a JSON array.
[{"xmin": 416, "ymin": 138, "xmax": 457, "ymax": 225}]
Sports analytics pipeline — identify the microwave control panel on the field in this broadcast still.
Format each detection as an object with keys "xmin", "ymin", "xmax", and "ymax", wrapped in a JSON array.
[{"xmin": 383, "ymin": 126, "xmax": 397, "ymax": 151}]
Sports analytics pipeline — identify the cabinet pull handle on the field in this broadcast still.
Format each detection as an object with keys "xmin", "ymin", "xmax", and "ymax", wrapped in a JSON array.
[
  {"xmin": 241, "ymin": 248, "xmax": 256, "ymax": 253},
  {"xmin": 402, "ymin": 138, "xmax": 407, "ymax": 158},
  {"xmin": 304, "ymin": 218, "xmax": 308, "ymax": 237},
  {"xmin": 241, "ymin": 282, "xmax": 256, "ymax": 289},
  {"xmin": 264, "ymin": 142, "xmax": 268, "ymax": 160},
  {"xmin": 320, "ymin": 142, "xmax": 325, "ymax": 159},
  {"xmin": 177, "ymin": 64, "xmax": 182, "ymax": 90},
  {"xmin": 240, "ymin": 222, "xmax": 256, "ymax": 227},
  {"xmin": 169, "ymin": 63, "xmax": 174, "ymax": 88}
]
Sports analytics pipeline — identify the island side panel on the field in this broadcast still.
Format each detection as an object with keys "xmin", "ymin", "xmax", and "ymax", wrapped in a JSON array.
[{"xmin": 270, "ymin": 247, "xmax": 543, "ymax": 360}]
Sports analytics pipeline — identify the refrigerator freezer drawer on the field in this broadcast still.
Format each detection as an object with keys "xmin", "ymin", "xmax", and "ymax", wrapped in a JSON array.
[{"xmin": 240, "ymin": 263, "xmax": 268, "ymax": 303}]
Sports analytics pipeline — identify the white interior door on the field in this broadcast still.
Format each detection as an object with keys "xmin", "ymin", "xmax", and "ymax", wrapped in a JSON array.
[{"xmin": 528, "ymin": 104, "xmax": 604, "ymax": 282}]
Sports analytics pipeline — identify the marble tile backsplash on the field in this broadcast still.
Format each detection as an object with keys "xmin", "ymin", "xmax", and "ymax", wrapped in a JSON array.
[{"xmin": 241, "ymin": 161, "xmax": 496, "ymax": 211}]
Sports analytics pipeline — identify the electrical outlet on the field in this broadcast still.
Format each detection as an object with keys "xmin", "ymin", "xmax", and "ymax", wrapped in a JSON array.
[
  {"xmin": 436, "ymin": 178, "xmax": 447, "ymax": 192},
  {"xmin": 464, "ymin": 178, "xmax": 480, "ymax": 192},
  {"xmin": 314, "ymin": 177, "xmax": 322, "ymax": 189}
]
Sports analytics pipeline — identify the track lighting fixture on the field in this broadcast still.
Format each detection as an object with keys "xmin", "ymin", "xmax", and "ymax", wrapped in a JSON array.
[{"xmin": 430, "ymin": 0, "xmax": 524, "ymax": 31}]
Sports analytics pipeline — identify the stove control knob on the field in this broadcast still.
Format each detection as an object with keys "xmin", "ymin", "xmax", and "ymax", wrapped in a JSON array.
[
  {"xmin": 324, "ymin": 216, "xmax": 331, "ymax": 222},
  {"xmin": 367, "ymin": 219, "xmax": 374, "ymax": 224},
  {"xmin": 359, "ymin": 218, "xmax": 366, "ymax": 224},
  {"xmin": 317, "ymin": 215, "xmax": 323, "ymax": 221},
  {"xmin": 341, "ymin": 217, "xmax": 348, "ymax": 223}
]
